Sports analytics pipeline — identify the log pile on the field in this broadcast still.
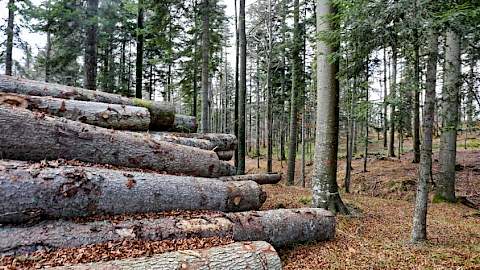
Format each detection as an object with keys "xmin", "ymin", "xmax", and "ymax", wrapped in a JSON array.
[{"xmin": 0, "ymin": 76, "xmax": 335, "ymax": 269}]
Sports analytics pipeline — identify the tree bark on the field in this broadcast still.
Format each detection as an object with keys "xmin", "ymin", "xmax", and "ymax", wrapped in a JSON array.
[
  {"xmin": 216, "ymin": 150, "xmax": 234, "ymax": 161},
  {"xmin": 436, "ymin": 30, "xmax": 460, "ymax": 203},
  {"xmin": 383, "ymin": 47, "xmax": 388, "ymax": 149},
  {"xmin": 287, "ymin": 0, "xmax": 302, "ymax": 185},
  {"xmin": 237, "ymin": 0, "xmax": 247, "ymax": 175},
  {"xmin": 135, "ymin": 0, "xmax": 144, "ymax": 99},
  {"xmin": 0, "ymin": 160, "xmax": 263, "ymax": 224},
  {"xmin": 312, "ymin": 0, "xmax": 349, "ymax": 214},
  {"xmin": 5, "ymin": 0, "xmax": 15, "ymax": 76},
  {"xmin": 0, "ymin": 75, "xmax": 175, "ymax": 129},
  {"xmin": 171, "ymin": 114, "xmax": 198, "ymax": 133},
  {"xmin": 0, "ymin": 106, "xmax": 235, "ymax": 178},
  {"xmin": 0, "ymin": 208, "xmax": 334, "ymax": 255},
  {"xmin": 388, "ymin": 43, "xmax": 397, "ymax": 157},
  {"xmin": 412, "ymin": 20, "xmax": 421, "ymax": 163},
  {"xmin": 151, "ymin": 132, "xmax": 237, "ymax": 152},
  {"xmin": 219, "ymin": 173, "xmax": 281, "ymax": 185},
  {"xmin": 53, "ymin": 242, "xmax": 282, "ymax": 270},
  {"xmin": 0, "ymin": 93, "xmax": 150, "ymax": 130},
  {"xmin": 84, "ymin": 0, "xmax": 98, "ymax": 90},
  {"xmin": 412, "ymin": 31, "xmax": 438, "ymax": 243},
  {"xmin": 200, "ymin": 0, "xmax": 210, "ymax": 133}
]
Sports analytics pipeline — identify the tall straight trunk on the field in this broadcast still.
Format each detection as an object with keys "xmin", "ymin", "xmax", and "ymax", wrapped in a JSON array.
[
  {"xmin": 45, "ymin": 29, "xmax": 52, "ymax": 82},
  {"xmin": 234, "ymin": 0, "xmax": 239, "ymax": 167},
  {"xmin": 237, "ymin": 0, "xmax": 246, "ymax": 174},
  {"xmin": 200, "ymin": 0, "xmax": 210, "ymax": 133},
  {"xmin": 5, "ymin": 0, "xmax": 15, "ymax": 76},
  {"xmin": 388, "ymin": 43, "xmax": 397, "ymax": 157},
  {"xmin": 279, "ymin": 0, "xmax": 287, "ymax": 163},
  {"xmin": 135, "ymin": 0, "xmax": 144, "ymax": 99},
  {"xmin": 312, "ymin": 0, "xmax": 348, "ymax": 214},
  {"xmin": 412, "ymin": 32, "xmax": 438, "ymax": 243},
  {"xmin": 256, "ymin": 50, "xmax": 261, "ymax": 169},
  {"xmin": 436, "ymin": 30, "xmax": 461, "ymax": 203},
  {"xmin": 383, "ymin": 47, "xmax": 388, "ymax": 149},
  {"xmin": 287, "ymin": 0, "xmax": 302, "ymax": 185},
  {"xmin": 363, "ymin": 61, "xmax": 369, "ymax": 172},
  {"xmin": 84, "ymin": 0, "xmax": 98, "ymax": 90},
  {"xmin": 192, "ymin": 0, "xmax": 198, "ymax": 117},
  {"xmin": 412, "ymin": 7, "xmax": 421, "ymax": 163},
  {"xmin": 266, "ymin": 0, "xmax": 273, "ymax": 173}
]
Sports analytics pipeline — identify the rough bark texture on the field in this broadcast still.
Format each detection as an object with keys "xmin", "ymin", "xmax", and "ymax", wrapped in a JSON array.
[
  {"xmin": 0, "ymin": 215, "xmax": 234, "ymax": 256},
  {"xmin": 135, "ymin": 0, "xmax": 144, "ymax": 99},
  {"xmin": 237, "ymin": 0, "xmax": 247, "ymax": 175},
  {"xmin": 219, "ymin": 173, "xmax": 281, "ymax": 185},
  {"xmin": 437, "ymin": 30, "xmax": 460, "ymax": 203},
  {"xmin": 0, "ymin": 160, "xmax": 263, "ymax": 224},
  {"xmin": 5, "ymin": 0, "xmax": 15, "ymax": 76},
  {"xmin": 0, "ymin": 106, "xmax": 235, "ymax": 178},
  {"xmin": 312, "ymin": 0, "xmax": 349, "ymax": 214},
  {"xmin": 200, "ymin": 0, "xmax": 210, "ymax": 133},
  {"xmin": 1, "ymin": 208, "xmax": 334, "ymax": 255},
  {"xmin": 228, "ymin": 208, "xmax": 335, "ymax": 247},
  {"xmin": 0, "ymin": 75, "xmax": 175, "ymax": 129},
  {"xmin": 84, "ymin": 0, "xmax": 98, "ymax": 90},
  {"xmin": 216, "ymin": 150, "xmax": 234, "ymax": 161},
  {"xmin": 53, "ymin": 242, "xmax": 282, "ymax": 270},
  {"xmin": 0, "ymin": 93, "xmax": 150, "ymax": 130},
  {"xmin": 171, "ymin": 114, "xmax": 197, "ymax": 133},
  {"xmin": 388, "ymin": 43, "xmax": 397, "ymax": 157},
  {"xmin": 412, "ymin": 31, "xmax": 438, "ymax": 243},
  {"xmin": 152, "ymin": 132, "xmax": 237, "ymax": 152}
]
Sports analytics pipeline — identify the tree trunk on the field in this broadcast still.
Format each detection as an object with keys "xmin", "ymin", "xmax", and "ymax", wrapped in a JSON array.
[
  {"xmin": 363, "ymin": 61, "xmax": 369, "ymax": 173},
  {"xmin": 219, "ymin": 173, "xmax": 281, "ymax": 185},
  {"xmin": 53, "ymin": 242, "xmax": 282, "ymax": 270},
  {"xmin": 383, "ymin": 47, "xmax": 388, "ymax": 149},
  {"xmin": 237, "ymin": 0, "xmax": 247, "ymax": 175},
  {"xmin": 287, "ymin": 0, "xmax": 302, "ymax": 185},
  {"xmin": 412, "ymin": 31, "xmax": 438, "ymax": 243},
  {"xmin": 312, "ymin": 0, "xmax": 349, "ymax": 214},
  {"xmin": 0, "ymin": 75, "xmax": 175, "ymax": 129},
  {"xmin": 45, "ymin": 21, "xmax": 52, "ymax": 82},
  {"xmin": 436, "ymin": 30, "xmax": 460, "ymax": 203},
  {"xmin": 5, "ymin": 0, "xmax": 15, "ymax": 76},
  {"xmin": 0, "ymin": 106, "xmax": 235, "ymax": 178},
  {"xmin": 256, "ymin": 49, "xmax": 261, "ymax": 169},
  {"xmin": 151, "ymin": 132, "xmax": 237, "ymax": 152},
  {"xmin": 135, "ymin": 0, "xmax": 144, "ymax": 99},
  {"xmin": 171, "ymin": 114, "xmax": 198, "ymax": 132},
  {"xmin": 0, "ymin": 93, "xmax": 150, "ymax": 130},
  {"xmin": 388, "ymin": 43, "xmax": 397, "ymax": 157},
  {"xmin": 201, "ymin": 0, "xmax": 210, "ymax": 133},
  {"xmin": 412, "ymin": 23, "xmax": 421, "ymax": 163},
  {"xmin": 84, "ymin": 0, "xmax": 98, "ymax": 90},
  {"xmin": 2, "ymin": 208, "xmax": 334, "ymax": 255},
  {"xmin": 234, "ymin": 0, "xmax": 239, "ymax": 168},
  {"xmin": 0, "ymin": 160, "xmax": 263, "ymax": 224}
]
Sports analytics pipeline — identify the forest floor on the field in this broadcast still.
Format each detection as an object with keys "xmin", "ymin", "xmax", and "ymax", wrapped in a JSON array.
[
  {"xmin": 2, "ymin": 138, "xmax": 479, "ymax": 269},
  {"xmin": 249, "ymin": 142, "xmax": 480, "ymax": 269}
]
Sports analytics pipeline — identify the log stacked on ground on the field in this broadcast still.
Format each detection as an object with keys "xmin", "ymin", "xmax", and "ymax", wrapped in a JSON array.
[
  {"xmin": 0, "ymin": 75, "xmax": 179, "ymax": 130},
  {"xmin": 53, "ymin": 241, "xmax": 282, "ymax": 270},
  {"xmin": 0, "ymin": 208, "xmax": 335, "ymax": 255},
  {"xmin": 172, "ymin": 114, "xmax": 197, "ymax": 133},
  {"xmin": 219, "ymin": 173, "xmax": 281, "ymax": 185},
  {"xmin": 0, "ymin": 93, "xmax": 150, "ymax": 130},
  {"xmin": 0, "ymin": 106, "xmax": 235, "ymax": 177},
  {"xmin": 0, "ymin": 160, "xmax": 265, "ymax": 224}
]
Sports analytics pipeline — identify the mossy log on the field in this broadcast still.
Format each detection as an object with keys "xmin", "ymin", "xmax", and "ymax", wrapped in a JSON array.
[
  {"xmin": 0, "ymin": 93, "xmax": 150, "ymax": 130},
  {"xmin": 0, "ymin": 75, "xmax": 174, "ymax": 129},
  {"xmin": 0, "ymin": 106, "xmax": 235, "ymax": 178},
  {"xmin": 53, "ymin": 242, "xmax": 282, "ymax": 270}
]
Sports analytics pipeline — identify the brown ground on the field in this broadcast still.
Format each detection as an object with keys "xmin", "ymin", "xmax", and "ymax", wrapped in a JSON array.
[{"xmin": 1, "ymin": 142, "xmax": 479, "ymax": 269}]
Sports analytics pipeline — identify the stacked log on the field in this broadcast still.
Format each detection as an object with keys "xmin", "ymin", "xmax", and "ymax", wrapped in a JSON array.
[
  {"xmin": 0, "ymin": 106, "xmax": 235, "ymax": 177},
  {"xmin": 0, "ymin": 160, "xmax": 265, "ymax": 224},
  {"xmin": 53, "ymin": 242, "xmax": 282, "ymax": 270},
  {"xmin": 0, "ymin": 75, "xmax": 197, "ymax": 131},
  {"xmin": 0, "ymin": 93, "xmax": 150, "ymax": 130},
  {"xmin": 219, "ymin": 173, "xmax": 282, "ymax": 185},
  {"xmin": 0, "ymin": 208, "xmax": 335, "ymax": 255}
]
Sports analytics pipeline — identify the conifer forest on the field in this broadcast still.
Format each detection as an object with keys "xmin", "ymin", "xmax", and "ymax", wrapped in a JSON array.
[{"xmin": 0, "ymin": 0, "xmax": 479, "ymax": 269}]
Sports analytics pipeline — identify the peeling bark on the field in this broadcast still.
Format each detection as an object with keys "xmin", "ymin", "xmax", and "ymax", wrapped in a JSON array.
[
  {"xmin": 0, "ymin": 75, "xmax": 175, "ymax": 129},
  {"xmin": 0, "ymin": 106, "xmax": 235, "ymax": 178},
  {"xmin": 53, "ymin": 241, "xmax": 282, "ymax": 270},
  {"xmin": 0, "ymin": 93, "xmax": 150, "ymax": 130},
  {"xmin": 0, "ymin": 160, "xmax": 264, "ymax": 224}
]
